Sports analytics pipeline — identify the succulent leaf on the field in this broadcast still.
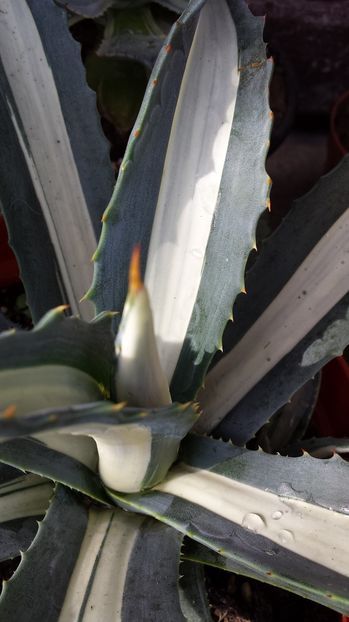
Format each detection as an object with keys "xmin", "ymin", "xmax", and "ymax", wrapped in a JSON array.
[
  {"xmin": 111, "ymin": 434, "xmax": 349, "ymax": 614},
  {"xmin": 288, "ymin": 436, "xmax": 349, "ymax": 458},
  {"xmin": 0, "ymin": 366, "xmax": 103, "ymax": 417},
  {"xmin": 0, "ymin": 466, "xmax": 52, "ymax": 562},
  {"xmin": 0, "ymin": 437, "xmax": 109, "ymax": 504},
  {"xmin": 0, "ymin": 402, "xmax": 198, "ymax": 493},
  {"xmin": 0, "ymin": 307, "xmax": 116, "ymax": 399},
  {"xmin": 0, "ymin": 0, "xmax": 114, "ymax": 321},
  {"xmin": 115, "ymin": 246, "xmax": 171, "ymax": 407},
  {"xmin": 0, "ymin": 485, "xmax": 187, "ymax": 621},
  {"xmin": 179, "ymin": 560, "xmax": 212, "ymax": 621},
  {"xmin": 255, "ymin": 375, "xmax": 321, "ymax": 454},
  {"xmin": 98, "ymin": 7, "xmax": 166, "ymax": 68},
  {"xmin": 90, "ymin": 0, "xmax": 272, "ymax": 401},
  {"xmin": 56, "ymin": 0, "xmax": 188, "ymax": 18},
  {"xmin": 198, "ymin": 157, "xmax": 349, "ymax": 441}
]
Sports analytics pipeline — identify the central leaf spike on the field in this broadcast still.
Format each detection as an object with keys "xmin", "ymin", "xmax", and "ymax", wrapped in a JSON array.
[
  {"xmin": 129, "ymin": 244, "xmax": 143, "ymax": 294},
  {"xmin": 115, "ymin": 246, "xmax": 172, "ymax": 407}
]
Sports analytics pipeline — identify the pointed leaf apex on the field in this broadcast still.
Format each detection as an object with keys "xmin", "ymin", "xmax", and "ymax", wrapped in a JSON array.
[
  {"xmin": 56, "ymin": 304, "xmax": 69, "ymax": 313},
  {"xmin": 112, "ymin": 401, "xmax": 127, "ymax": 411},
  {"xmin": 129, "ymin": 245, "xmax": 143, "ymax": 294},
  {"xmin": 1, "ymin": 404, "xmax": 16, "ymax": 419}
]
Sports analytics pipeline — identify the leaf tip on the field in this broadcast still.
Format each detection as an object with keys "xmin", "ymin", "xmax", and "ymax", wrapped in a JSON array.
[
  {"xmin": 112, "ymin": 401, "xmax": 127, "ymax": 411},
  {"xmin": 129, "ymin": 245, "xmax": 143, "ymax": 294},
  {"xmin": 2, "ymin": 404, "xmax": 16, "ymax": 419}
]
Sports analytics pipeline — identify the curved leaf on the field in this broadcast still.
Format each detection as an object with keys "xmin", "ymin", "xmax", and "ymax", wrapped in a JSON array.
[
  {"xmin": 0, "ymin": 0, "xmax": 114, "ymax": 321},
  {"xmin": 198, "ymin": 157, "xmax": 349, "ymax": 441},
  {"xmin": 115, "ymin": 247, "xmax": 171, "ymax": 407},
  {"xmin": 0, "ymin": 466, "xmax": 52, "ymax": 562},
  {"xmin": 0, "ymin": 307, "xmax": 116, "ymax": 398},
  {"xmin": 288, "ymin": 436, "xmax": 349, "ymax": 458},
  {"xmin": 255, "ymin": 375, "xmax": 321, "ymax": 454},
  {"xmin": 0, "ymin": 365, "xmax": 103, "ymax": 417},
  {"xmin": 0, "ymin": 401, "xmax": 198, "ymax": 493},
  {"xmin": 90, "ymin": 0, "xmax": 272, "ymax": 402},
  {"xmin": 0, "ymin": 485, "xmax": 186, "ymax": 621},
  {"xmin": 0, "ymin": 437, "xmax": 109, "ymax": 504},
  {"xmin": 111, "ymin": 435, "xmax": 349, "ymax": 614},
  {"xmin": 179, "ymin": 560, "xmax": 212, "ymax": 621},
  {"xmin": 0, "ymin": 486, "xmax": 88, "ymax": 621}
]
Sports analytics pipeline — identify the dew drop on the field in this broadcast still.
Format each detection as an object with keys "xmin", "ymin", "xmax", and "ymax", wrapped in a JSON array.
[
  {"xmin": 242, "ymin": 513, "xmax": 266, "ymax": 533},
  {"xmin": 278, "ymin": 529, "xmax": 295, "ymax": 545},
  {"xmin": 272, "ymin": 510, "xmax": 283, "ymax": 520}
]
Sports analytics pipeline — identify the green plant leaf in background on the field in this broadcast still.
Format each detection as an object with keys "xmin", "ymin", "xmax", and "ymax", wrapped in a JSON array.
[
  {"xmin": 85, "ymin": 54, "xmax": 149, "ymax": 137},
  {"xmin": 0, "ymin": 0, "xmax": 114, "ymax": 322},
  {"xmin": 98, "ymin": 7, "xmax": 167, "ymax": 68},
  {"xmin": 57, "ymin": 0, "xmax": 188, "ymax": 18},
  {"xmin": 90, "ymin": 0, "xmax": 272, "ymax": 405}
]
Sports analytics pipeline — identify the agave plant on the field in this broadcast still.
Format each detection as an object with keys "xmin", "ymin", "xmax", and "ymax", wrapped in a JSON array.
[
  {"xmin": 61, "ymin": 0, "xmax": 187, "ymax": 161},
  {"xmin": 0, "ymin": 0, "xmax": 349, "ymax": 620}
]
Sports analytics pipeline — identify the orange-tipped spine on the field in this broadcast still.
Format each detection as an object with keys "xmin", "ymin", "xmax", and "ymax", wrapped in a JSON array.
[{"xmin": 129, "ymin": 245, "xmax": 143, "ymax": 294}]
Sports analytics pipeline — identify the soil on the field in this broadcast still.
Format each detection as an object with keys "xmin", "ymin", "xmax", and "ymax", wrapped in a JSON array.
[{"xmin": 207, "ymin": 568, "xmax": 340, "ymax": 622}]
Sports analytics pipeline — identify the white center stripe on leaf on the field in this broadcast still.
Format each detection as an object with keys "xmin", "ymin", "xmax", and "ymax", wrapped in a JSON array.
[
  {"xmin": 198, "ymin": 208, "xmax": 349, "ymax": 432},
  {"xmin": 145, "ymin": 0, "xmax": 239, "ymax": 382},
  {"xmin": 0, "ymin": 1, "xmax": 96, "ymax": 319},
  {"xmin": 156, "ymin": 464, "xmax": 349, "ymax": 578},
  {"xmin": 59, "ymin": 510, "xmax": 144, "ymax": 622}
]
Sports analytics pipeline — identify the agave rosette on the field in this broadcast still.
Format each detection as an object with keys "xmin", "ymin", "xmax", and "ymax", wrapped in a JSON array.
[{"xmin": 0, "ymin": 0, "xmax": 349, "ymax": 619}]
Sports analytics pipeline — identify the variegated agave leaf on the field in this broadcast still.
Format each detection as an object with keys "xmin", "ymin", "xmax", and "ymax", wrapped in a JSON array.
[
  {"xmin": 0, "ymin": 464, "xmax": 52, "ymax": 563},
  {"xmin": 111, "ymin": 435, "xmax": 349, "ymax": 615},
  {"xmin": 0, "ymin": 485, "xmax": 190, "ymax": 622},
  {"xmin": 198, "ymin": 156, "xmax": 349, "ymax": 442},
  {"xmin": 0, "ymin": 437, "xmax": 109, "ymax": 504},
  {"xmin": 90, "ymin": 0, "xmax": 272, "ymax": 403},
  {"xmin": 0, "ymin": 0, "xmax": 114, "ymax": 322},
  {"xmin": 0, "ymin": 307, "xmax": 116, "ymax": 415},
  {"xmin": 0, "ymin": 401, "xmax": 198, "ymax": 494}
]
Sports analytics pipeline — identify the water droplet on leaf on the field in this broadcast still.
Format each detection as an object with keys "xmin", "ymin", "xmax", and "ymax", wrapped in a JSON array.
[
  {"xmin": 242, "ymin": 513, "xmax": 266, "ymax": 533},
  {"xmin": 278, "ymin": 529, "xmax": 295, "ymax": 545}
]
